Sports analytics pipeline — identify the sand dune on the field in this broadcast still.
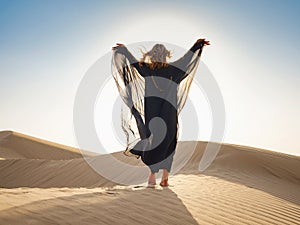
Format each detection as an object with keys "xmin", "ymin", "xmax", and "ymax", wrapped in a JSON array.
[
  {"xmin": 0, "ymin": 130, "xmax": 299, "ymax": 224},
  {"xmin": 0, "ymin": 131, "xmax": 96, "ymax": 160}
]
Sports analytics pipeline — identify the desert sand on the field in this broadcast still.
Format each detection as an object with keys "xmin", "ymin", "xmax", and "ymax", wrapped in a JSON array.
[{"xmin": 0, "ymin": 130, "xmax": 299, "ymax": 224}]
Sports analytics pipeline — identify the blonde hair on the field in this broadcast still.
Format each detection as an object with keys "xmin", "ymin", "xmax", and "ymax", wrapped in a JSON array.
[{"xmin": 139, "ymin": 44, "xmax": 171, "ymax": 70}]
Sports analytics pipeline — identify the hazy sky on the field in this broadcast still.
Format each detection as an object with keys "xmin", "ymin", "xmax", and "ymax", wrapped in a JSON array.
[{"xmin": 0, "ymin": 0, "xmax": 299, "ymax": 155}]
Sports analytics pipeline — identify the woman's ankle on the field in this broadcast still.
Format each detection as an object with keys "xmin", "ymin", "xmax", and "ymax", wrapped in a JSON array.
[
  {"xmin": 161, "ymin": 177, "xmax": 168, "ymax": 181},
  {"xmin": 148, "ymin": 173, "xmax": 156, "ymax": 183},
  {"xmin": 161, "ymin": 169, "xmax": 169, "ymax": 181}
]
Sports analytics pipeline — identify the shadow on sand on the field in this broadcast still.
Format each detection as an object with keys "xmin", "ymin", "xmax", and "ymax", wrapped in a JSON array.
[{"xmin": 0, "ymin": 187, "xmax": 198, "ymax": 225}]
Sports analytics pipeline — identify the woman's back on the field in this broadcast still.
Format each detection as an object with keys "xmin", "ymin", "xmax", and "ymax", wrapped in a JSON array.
[{"xmin": 111, "ymin": 39, "xmax": 209, "ymax": 168}]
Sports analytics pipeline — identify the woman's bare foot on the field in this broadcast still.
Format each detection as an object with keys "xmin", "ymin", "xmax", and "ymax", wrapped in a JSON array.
[
  {"xmin": 160, "ymin": 179, "xmax": 169, "ymax": 187},
  {"xmin": 148, "ymin": 173, "xmax": 156, "ymax": 185},
  {"xmin": 160, "ymin": 169, "xmax": 169, "ymax": 187}
]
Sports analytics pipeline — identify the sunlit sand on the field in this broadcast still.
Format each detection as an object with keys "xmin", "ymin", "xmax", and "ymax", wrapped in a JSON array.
[{"xmin": 0, "ymin": 131, "xmax": 299, "ymax": 224}]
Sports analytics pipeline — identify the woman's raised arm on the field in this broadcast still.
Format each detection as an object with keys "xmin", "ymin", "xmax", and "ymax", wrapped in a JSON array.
[
  {"xmin": 112, "ymin": 43, "xmax": 148, "ymax": 77},
  {"xmin": 170, "ymin": 39, "xmax": 209, "ymax": 82}
]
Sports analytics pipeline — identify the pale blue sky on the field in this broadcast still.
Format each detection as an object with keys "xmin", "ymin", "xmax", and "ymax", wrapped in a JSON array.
[{"xmin": 0, "ymin": 0, "xmax": 299, "ymax": 155}]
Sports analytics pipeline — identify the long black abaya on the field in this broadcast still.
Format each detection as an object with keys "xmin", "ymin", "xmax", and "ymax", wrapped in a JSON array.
[{"xmin": 112, "ymin": 40, "xmax": 205, "ymax": 173}]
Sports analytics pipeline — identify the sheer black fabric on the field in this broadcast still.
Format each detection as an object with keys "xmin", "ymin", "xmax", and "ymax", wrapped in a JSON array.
[{"xmin": 111, "ymin": 41, "xmax": 205, "ymax": 173}]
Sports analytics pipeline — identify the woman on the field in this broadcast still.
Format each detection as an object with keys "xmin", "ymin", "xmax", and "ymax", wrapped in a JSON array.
[{"xmin": 112, "ymin": 38, "xmax": 210, "ymax": 187}]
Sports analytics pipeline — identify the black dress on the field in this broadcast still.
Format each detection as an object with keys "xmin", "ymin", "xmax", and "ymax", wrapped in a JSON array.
[{"xmin": 112, "ymin": 41, "xmax": 205, "ymax": 173}]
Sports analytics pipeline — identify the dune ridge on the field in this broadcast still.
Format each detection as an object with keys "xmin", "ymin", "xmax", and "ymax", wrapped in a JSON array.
[{"xmin": 0, "ymin": 130, "xmax": 95, "ymax": 160}]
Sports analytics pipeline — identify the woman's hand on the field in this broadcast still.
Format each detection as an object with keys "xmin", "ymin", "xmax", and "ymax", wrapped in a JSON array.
[
  {"xmin": 112, "ymin": 43, "xmax": 128, "ymax": 53},
  {"xmin": 196, "ymin": 38, "xmax": 210, "ymax": 46}
]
